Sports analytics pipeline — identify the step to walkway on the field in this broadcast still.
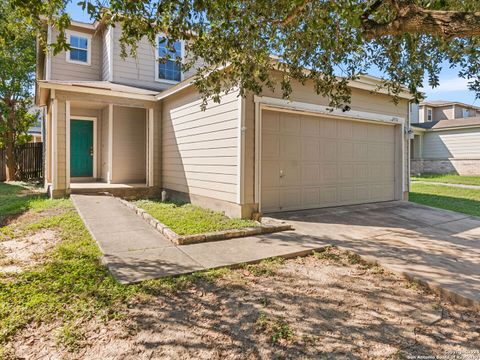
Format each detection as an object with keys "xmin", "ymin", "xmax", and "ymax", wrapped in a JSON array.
[{"xmin": 71, "ymin": 194, "xmax": 327, "ymax": 284}]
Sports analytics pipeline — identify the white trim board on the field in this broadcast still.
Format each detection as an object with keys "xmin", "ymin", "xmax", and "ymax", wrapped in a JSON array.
[
  {"xmin": 237, "ymin": 95, "xmax": 246, "ymax": 204},
  {"xmin": 67, "ymin": 116, "xmax": 98, "ymax": 182},
  {"xmin": 254, "ymin": 96, "xmax": 405, "ymax": 125}
]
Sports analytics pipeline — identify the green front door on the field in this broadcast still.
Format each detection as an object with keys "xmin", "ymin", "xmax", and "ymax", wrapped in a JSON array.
[{"xmin": 70, "ymin": 120, "xmax": 94, "ymax": 177}]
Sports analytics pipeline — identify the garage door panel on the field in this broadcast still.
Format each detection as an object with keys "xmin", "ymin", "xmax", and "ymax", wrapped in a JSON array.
[
  {"xmin": 262, "ymin": 111, "xmax": 280, "ymax": 132},
  {"xmin": 261, "ymin": 110, "xmax": 396, "ymax": 212},
  {"xmin": 322, "ymin": 140, "xmax": 338, "ymax": 161},
  {"xmin": 280, "ymin": 135, "xmax": 301, "ymax": 160},
  {"xmin": 302, "ymin": 188, "xmax": 321, "ymax": 206},
  {"xmin": 280, "ymin": 189, "xmax": 302, "ymax": 210},
  {"xmin": 302, "ymin": 139, "xmax": 321, "ymax": 161},
  {"xmin": 320, "ymin": 118, "xmax": 337, "ymax": 138},
  {"xmin": 301, "ymin": 116, "xmax": 320, "ymax": 137},
  {"xmin": 302, "ymin": 164, "xmax": 321, "ymax": 185},
  {"xmin": 320, "ymin": 186, "xmax": 338, "ymax": 204},
  {"xmin": 280, "ymin": 113, "xmax": 301, "ymax": 134},
  {"xmin": 338, "ymin": 141, "xmax": 355, "ymax": 162},
  {"xmin": 338, "ymin": 120, "xmax": 353, "ymax": 139},
  {"xmin": 281, "ymin": 161, "xmax": 301, "ymax": 186},
  {"xmin": 262, "ymin": 134, "xmax": 280, "ymax": 158},
  {"xmin": 262, "ymin": 161, "xmax": 280, "ymax": 188}
]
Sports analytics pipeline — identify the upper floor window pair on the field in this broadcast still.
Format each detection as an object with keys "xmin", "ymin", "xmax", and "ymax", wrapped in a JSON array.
[
  {"xmin": 156, "ymin": 36, "xmax": 182, "ymax": 82},
  {"xmin": 65, "ymin": 31, "xmax": 183, "ymax": 83},
  {"xmin": 66, "ymin": 31, "xmax": 91, "ymax": 65}
]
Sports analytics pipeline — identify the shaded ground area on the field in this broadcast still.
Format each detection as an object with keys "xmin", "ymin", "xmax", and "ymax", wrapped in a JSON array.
[
  {"xmin": 273, "ymin": 201, "xmax": 480, "ymax": 308},
  {"xmin": 9, "ymin": 249, "xmax": 479, "ymax": 359},
  {"xmin": 1, "ymin": 185, "xmax": 479, "ymax": 359}
]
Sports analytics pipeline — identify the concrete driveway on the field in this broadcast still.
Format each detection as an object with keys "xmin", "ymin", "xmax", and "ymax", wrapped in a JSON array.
[{"xmin": 270, "ymin": 201, "xmax": 480, "ymax": 309}]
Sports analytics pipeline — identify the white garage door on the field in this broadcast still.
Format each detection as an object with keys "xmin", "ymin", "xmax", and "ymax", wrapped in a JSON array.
[{"xmin": 261, "ymin": 110, "xmax": 396, "ymax": 213}]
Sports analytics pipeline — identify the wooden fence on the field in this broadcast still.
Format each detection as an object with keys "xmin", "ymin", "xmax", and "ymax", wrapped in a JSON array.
[{"xmin": 0, "ymin": 142, "xmax": 43, "ymax": 182}]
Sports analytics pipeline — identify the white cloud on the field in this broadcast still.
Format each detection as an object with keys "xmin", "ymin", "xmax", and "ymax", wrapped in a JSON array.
[{"xmin": 421, "ymin": 77, "xmax": 470, "ymax": 93}]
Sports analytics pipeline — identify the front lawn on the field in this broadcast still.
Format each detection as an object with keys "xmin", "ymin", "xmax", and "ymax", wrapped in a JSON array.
[
  {"xmin": 1, "ymin": 184, "xmax": 478, "ymax": 358},
  {"xmin": 410, "ymin": 183, "xmax": 480, "ymax": 217},
  {"xmin": 411, "ymin": 174, "xmax": 480, "ymax": 186},
  {"xmin": 0, "ymin": 182, "xmax": 45, "ymax": 225},
  {"xmin": 135, "ymin": 200, "xmax": 259, "ymax": 235}
]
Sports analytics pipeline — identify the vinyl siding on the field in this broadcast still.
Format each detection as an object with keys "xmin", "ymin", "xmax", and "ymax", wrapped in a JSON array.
[
  {"xmin": 433, "ymin": 106, "xmax": 453, "ymax": 121},
  {"xmin": 161, "ymin": 87, "xmax": 240, "ymax": 203},
  {"xmin": 243, "ymin": 73, "xmax": 410, "ymax": 205},
  {"xmin": 112, "ymin": 106, "xmax": 146, "ymax": 183},
  {"xmin": 111, "ymin": 26, "xmax": 203, "ymax": 91},
  {"xmin": 50, "ymin": 27, "xmax": 102, "ymax": 81},
  {"xmin": 422, "ymin": 128, "xmax": 480, "ymax": 159}
]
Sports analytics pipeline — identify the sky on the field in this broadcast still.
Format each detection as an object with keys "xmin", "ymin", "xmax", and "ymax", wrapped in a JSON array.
[{"xmin": 66, "ymin": 3, "xmax": 478, "ymax": 106}]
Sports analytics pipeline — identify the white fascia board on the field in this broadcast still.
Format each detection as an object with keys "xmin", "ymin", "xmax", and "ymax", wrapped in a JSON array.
[
  {"xmin": 254, "ymin": 96, "xmax": 405, "ymax": 125},
  {"xmin": 38, "ymin": 82, "xmax": 158, "ymax": 102}
]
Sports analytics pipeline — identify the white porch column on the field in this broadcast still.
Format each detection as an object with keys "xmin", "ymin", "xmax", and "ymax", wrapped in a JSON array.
[
  {"xmin": 108, "ymin": 104, "xmax": 113, "ymax": 183},
  {"xmin": 51, "ymin": 95, "xmax": 58, "ymax": 190},
  {"xmin": 147, "ymin": 108, "xmax": 154, "ymax": 186},
  {"xmin": 65, "ymin": 100, "xmax": 70, "ymax": 188}
]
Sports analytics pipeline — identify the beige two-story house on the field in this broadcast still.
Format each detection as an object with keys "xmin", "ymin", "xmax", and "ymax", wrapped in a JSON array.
[
  {"xmin": 411, "ymin": 101, "xmax": 480, "ymax": 175},
  {"xmin": 36, "ymin": 20, "xmax": 412, "ymax": 218}
]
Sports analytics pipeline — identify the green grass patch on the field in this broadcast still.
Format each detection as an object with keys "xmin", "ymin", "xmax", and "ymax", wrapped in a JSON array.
[
  {"xmin": 410, "ymin": 183, "xmax": 480, "ymax": 217},
  {"xmin": 0, "ymin": 182, "xmax": 52, "ymax": 226},
  {"xmin": 256, "ymin": 312, "xmax": 294, "ymax": 344},
  {"xmin": 411, "ymin": 174, "xmax": 480, "ymax": 186},
  {"xmin": 135, "ymin": 200, "xmax": 259, "ymax": 235}
]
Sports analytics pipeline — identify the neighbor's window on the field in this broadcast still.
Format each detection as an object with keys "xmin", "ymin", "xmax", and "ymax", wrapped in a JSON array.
[
  {"xmin": 462, "ymin": 108, "xmax": 470, "ymax": 118},
  {"xmin": 66, "ymin": 31, "xmax": 91, "ymax": 65},
  {"xmin": 427, "ymin": 108, "xmax": 433, "ymax": 122},
  {"xmin": 156, "ymin": 36, "xmax": 182, "ymax": 82}
]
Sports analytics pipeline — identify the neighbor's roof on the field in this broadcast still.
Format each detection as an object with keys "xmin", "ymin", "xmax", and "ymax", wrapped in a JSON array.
[
  {"xmin": 420, "ymin": 100, "xmax": 480, "ymax": 110},
  {"xmin": 412, "ymin": 117, "xmax": 480, "ymax": 130}
]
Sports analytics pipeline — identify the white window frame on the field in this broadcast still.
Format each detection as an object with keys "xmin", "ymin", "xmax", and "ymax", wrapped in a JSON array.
[
  {"xmin": 65, "ymin": 30, "xmax": 92, "ymax": 66},
  {"xmin": 154, "ymin": 34, "xmax": 184, "ymax": 84},
  {"xmin": 427, "ymin": 108, "xmax": 433, "ymax": 122}
]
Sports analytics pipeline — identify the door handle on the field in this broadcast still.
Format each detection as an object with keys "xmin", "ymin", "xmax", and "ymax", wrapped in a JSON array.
[
  {"xmin": 280, "ymin": 170, "xmax": 285, "ymax": 178},
  {"xmin": 89, "ymin": 147, "xmax": 93, "ymax": 157}
]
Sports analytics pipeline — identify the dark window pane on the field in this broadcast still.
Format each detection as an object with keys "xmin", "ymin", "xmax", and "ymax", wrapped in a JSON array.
[{"xmin": 70, "ymin": 48, "xmax": 88, "ymax": 62}]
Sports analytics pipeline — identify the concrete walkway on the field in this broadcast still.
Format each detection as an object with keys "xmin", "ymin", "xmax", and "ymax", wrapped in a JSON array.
[
  {"xmin": 72, "ymin": 194, "xmax": 479, "ymax": 308},
  {"xmin": 71, "ymin": 195, "xmax": 328, "ymax": 284},
  {"xmin": 413, "ymin": 180, "xmax": 480, "ymax": 190},
  {"xmin": 273, "ymin": 201, "xmax": 480, "ymax": 309}
]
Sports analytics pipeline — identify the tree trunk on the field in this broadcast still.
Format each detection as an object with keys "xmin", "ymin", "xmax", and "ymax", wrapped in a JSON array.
[
  {"xmin": 5, "ymin": 139, "xmax": 16, "ymax": 181},
  {"xmin": 4, "ymin": 103, "xmax": 17, "ymax": 181}
]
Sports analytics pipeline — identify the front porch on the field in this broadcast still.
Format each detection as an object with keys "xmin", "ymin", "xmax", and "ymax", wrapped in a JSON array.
[
  {"xmin": 70, "ymin": 182, "xmax": 159, "ymax": 199},
  {"xmin": 39, "ymin": 82, "xmax": 161, "ymax": 199}
]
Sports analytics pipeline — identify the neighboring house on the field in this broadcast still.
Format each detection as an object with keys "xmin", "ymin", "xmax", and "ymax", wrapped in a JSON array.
[
  {"xmin": 410, "ymin": 101, "xmax": 480, "ymax": 175},
  {"xmin": 27, "ymin": 105, "xmax": 43, "ymax": 143},
  {"xmin": 35, "ymin": 20, "xmax": 412, "ymax": 218}
]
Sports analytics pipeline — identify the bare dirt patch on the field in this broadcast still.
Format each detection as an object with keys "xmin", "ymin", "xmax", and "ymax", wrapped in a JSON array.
[
  {"xmin": 9, "ymin": 248, "xmax": 479, "ymax": 359},
  {"xmin": 0, "ymin": 229, "xmax": 58, "ymax": 273}
]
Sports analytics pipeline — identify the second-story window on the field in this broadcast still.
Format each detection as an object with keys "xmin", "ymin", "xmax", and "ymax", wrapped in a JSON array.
[
  {"xmin": 427, "ymin": 108, "xmax": 433, "ymax": 122},
  {"xmin": 156, "ymin": 36, "xmax": 182, "ymax": 82},
  {"xmin": 462, "ymin": 108, "xmax": 470, "ymax": 118},
  {"xmin": 66, "ymin": 31, "xmax": 91, "ymax": 65}
]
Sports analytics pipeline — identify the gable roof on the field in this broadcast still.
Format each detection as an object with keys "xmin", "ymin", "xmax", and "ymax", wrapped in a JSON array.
[
  {"xmin": 420, "ymin": 100, "xmax": 480, "ymax": 110},
  {"xmin": 412, "ymin": 117, "xmax": 480, "ymax": 131}
]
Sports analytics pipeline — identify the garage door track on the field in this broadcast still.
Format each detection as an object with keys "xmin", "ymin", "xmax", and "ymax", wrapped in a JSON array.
[{"xmin": 272, "ymin": 201, "xmax": 480, "ymax": 309}]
